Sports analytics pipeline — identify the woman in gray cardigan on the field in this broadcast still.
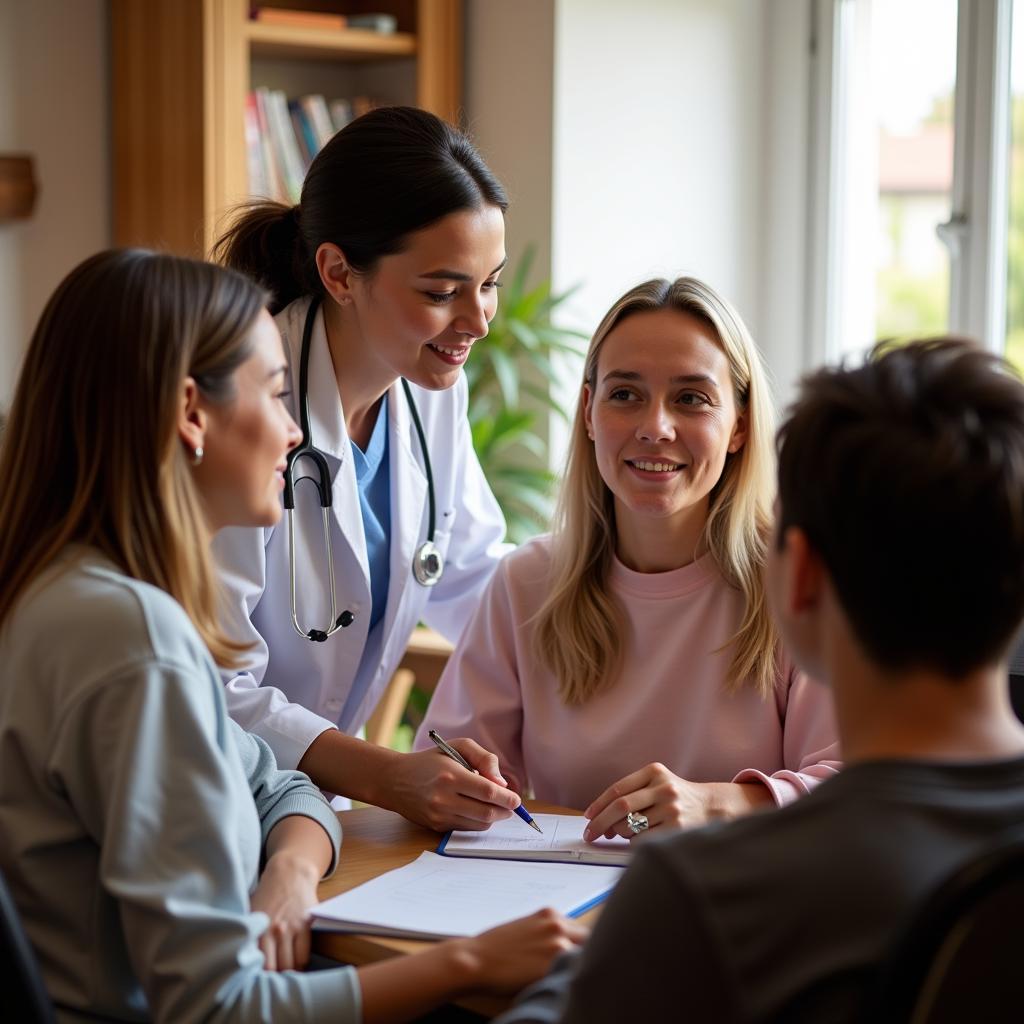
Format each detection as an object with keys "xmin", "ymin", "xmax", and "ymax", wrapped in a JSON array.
[{"xmin": 0, "ymin": 249, "xmax": 583, "ymax": 1023}]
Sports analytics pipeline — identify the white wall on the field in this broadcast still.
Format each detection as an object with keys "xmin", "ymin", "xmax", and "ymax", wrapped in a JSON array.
[
  {"xmin": 551, "ymin": 0, "xmax": 768, "ymax": 340},
  {"xmin": 465, "ymin": 0, "xmax": 816, "ymax": 449},
  {"xmin": 464, "ymin": 0, "xmax": 556, "ymax": 284},
  {"xmin": 0, "ymin": 0, "xmax": 110, "ymax": 412},
  {"xmin": 757, "ymin": 0, "xmax": 813, "ymax": 407}
]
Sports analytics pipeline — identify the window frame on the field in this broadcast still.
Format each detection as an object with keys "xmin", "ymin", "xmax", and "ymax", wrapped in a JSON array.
[{"xmin": 805, "ymin": 0, "xmax": 1014, "ymax": 364}]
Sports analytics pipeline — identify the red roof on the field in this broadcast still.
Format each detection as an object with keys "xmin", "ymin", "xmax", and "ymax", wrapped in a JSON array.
[{"xmin": 878, "ymin": 124, "xmax": 953, "ymax": 194}]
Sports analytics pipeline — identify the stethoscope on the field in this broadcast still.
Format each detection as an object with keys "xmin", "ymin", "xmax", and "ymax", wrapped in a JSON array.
[{"xmin": 283, "ymin": 297, "xmax": 444, "ymax": 643}]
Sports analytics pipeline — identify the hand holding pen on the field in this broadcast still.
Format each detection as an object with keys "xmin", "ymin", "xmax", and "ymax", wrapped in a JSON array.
[
  {"xmin": 388, "ymin": 735, "xmax": 523, "ymax": 833},
  {"xmin": 428, "ymin": 730, "xmax": 543, "ymax": 833}
]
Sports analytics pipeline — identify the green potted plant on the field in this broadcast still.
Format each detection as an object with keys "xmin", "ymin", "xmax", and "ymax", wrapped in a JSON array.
[{"xmin": 465, "ymin": 247, "xmax": 588, "ymax": 542}]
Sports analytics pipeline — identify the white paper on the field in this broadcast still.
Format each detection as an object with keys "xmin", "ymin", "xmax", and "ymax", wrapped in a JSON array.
[
  {"xmin": 313, "ymin": 851, "xmax": 623, "ymax": 939},
  {"xmin": 442, "ymin": 813, "xmax": 631, "ymax": 863}
]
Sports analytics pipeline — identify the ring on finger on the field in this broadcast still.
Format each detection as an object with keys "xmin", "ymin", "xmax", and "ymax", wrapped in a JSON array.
[{"xmin": 625, "ymin": 811, "xmax": 649, "ymax": 835}]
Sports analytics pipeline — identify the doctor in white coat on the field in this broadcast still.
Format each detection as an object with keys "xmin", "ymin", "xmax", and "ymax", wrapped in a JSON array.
[{"xmin": 212, "ymin": 106, "xmax": 523, "ymax": 831}]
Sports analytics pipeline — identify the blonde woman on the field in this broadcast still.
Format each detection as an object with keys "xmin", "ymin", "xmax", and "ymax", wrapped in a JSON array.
[
  {"xmin": 0, "ymin": 250, "xmax": 583, "ymax": 1023},
  {"xmin": 417, "ymin": 277, "xmax": 840, "ymax": 840}
]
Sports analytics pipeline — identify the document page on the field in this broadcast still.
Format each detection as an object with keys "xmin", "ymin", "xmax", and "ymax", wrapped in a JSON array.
[
  {"xmin": 313, "ymin": 851, "xmax": 623, "ymax": 939},
  {"xmin": 441, "ymin": 813, "xmax": 631, "ymax": 864}
]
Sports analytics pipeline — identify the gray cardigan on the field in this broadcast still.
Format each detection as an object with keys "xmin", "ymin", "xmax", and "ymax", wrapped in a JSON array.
[{"xmin": 0, "ymin": 549, "xmax": 360, "ymax": 1022}]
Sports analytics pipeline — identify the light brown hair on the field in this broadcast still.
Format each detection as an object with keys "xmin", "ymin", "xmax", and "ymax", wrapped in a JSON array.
[{"xmin": 0, "ymin": 249, "xmax": 267, "ymax": 666}]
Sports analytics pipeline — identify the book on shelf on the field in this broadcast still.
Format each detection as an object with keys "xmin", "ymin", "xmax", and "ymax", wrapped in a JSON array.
[
  {"xmin": 243, "ymin": 93, "xmax": 270, "ymax": 199},
  {"xmin": 249, "ymin": 7, "xmax": 398, "ymax": 35},
  {"xmin": 299, "ymin": 94, "xmax": 336, "ymax": 150},
  {"xmin": 251, "ymin": 6, "xmax": 348, "ymax": 32},
  {"xmin": 288, "ymin": 100, "xmax": 318, "ymax": 169},
  {"xmin": 267, "ymin": 89, "xmax": 307, "ymax": 201},
  {"xmin": 245, "ymin": 91, "xmax": 380, "ymax": 200},
  {"xmin": 251, "ymin": 88, "xmax": 287, "ymax": 201},
  {"xmin": 329, "ymin": 97, "xmax": 355, "ymax": 132},
  {"xmin": 438, "ymin": 813, "xmax": 633, "ymax": 867},
  {"xmin": 312, "ymin": 851, "xmax": 622, "ymax": 940}
]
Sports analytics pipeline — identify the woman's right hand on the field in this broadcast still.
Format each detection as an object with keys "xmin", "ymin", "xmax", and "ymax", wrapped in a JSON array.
[
  {"xmin": 451, "ymin": 908, "xmax": 588, "ymax": 995},
  {"xmin": 384, "ymin": 738, "xmax": 522, "ymax": 832}
]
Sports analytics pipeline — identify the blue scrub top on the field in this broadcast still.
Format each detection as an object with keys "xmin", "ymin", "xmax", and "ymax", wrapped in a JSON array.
[
  {"xmin": 350, "ymin": 398, "xmax": 392, "ymax": 636},
  {"xmin": 338, "ymin": 399, "xmax": 392, "ymax": 731}
]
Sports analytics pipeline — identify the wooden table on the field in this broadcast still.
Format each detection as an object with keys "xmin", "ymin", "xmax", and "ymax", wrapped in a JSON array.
[{"xmin": 313, "ymin": 802, "xmax": 599, "ymax": 1017}]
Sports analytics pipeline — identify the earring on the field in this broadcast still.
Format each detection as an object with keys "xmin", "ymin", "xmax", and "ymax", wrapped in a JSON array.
[{"xmin": 192, "ymin": 445, "xmax": 204, "ymax": 466}]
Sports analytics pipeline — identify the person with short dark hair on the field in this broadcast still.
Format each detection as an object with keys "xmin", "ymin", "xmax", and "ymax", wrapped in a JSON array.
[{"xmin": 496, "ymin": 337, "xmax": 1024, "ymax": 1024}]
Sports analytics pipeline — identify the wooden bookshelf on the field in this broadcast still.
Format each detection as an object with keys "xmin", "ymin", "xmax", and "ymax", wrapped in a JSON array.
[
  {"xmin": 245, "ymin": 22, "xmax": 417, "ymax": 61},
  {"xmin": 112, "ymin": 0, "xmax": 463, "ymax": 256}
]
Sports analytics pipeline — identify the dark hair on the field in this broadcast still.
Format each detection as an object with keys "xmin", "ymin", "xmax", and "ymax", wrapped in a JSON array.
[
  {"xmin": 0, "ymin": 248, "xmax": 267, "ymax": 665},
  {"xmin": 212, "ymin": 106, "xmax": 509, "ymax": 314},
  {"xmin": 777, "ymin": 337, "xmax": 1024, "ymax": 678}
]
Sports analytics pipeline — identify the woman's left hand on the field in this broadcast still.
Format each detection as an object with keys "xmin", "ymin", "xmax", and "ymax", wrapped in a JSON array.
[
  {"xmin": 582, "ymin": 763, "xmax": 772, "ymax": 841},
  {"xmin": 249, "ymin": 851, "xmax": 321, "ymax": 971}
]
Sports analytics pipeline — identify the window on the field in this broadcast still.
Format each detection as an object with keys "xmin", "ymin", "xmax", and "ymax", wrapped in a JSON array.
[
  {"xmin": 809, "ymin": 0, "xmax": 1015, "ymax": 364},
  {"xmin": 873, "ymin": 1, "xmax": 957, "ymax": 343},
  {"xmin": 1006, "ymin": 0, "xmax": 1024, "ymax": 369}
]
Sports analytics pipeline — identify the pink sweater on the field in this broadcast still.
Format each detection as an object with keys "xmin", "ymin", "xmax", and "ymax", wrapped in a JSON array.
[{"xmin": 415, "ymin": 536, "xmax": 840, "ymax": 810}]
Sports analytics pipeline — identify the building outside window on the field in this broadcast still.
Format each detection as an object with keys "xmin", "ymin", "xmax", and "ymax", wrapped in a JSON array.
[{"xmin": 811, "ymin": 0, "xmax": 1017, "ymax": 368}]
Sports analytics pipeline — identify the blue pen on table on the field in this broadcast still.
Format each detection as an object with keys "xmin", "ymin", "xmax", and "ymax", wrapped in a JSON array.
[{"xmin": 427, "ymin": 729, "xmax": 543, "ymax": 833}]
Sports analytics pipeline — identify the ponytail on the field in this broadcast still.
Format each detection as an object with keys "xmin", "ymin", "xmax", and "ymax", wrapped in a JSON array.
[{"xmin": 211, "ymin": 200, "xmax": 317, "ymax": 315}]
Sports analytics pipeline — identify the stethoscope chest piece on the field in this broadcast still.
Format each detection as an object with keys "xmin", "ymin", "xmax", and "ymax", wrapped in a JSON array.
[
  {"xmin": 413, "ymin": 541, "xmax": 444, "ymax": 587},
  {"xmin": 285, "ymin": 299, "xmax": 446, "ymax": 641}
]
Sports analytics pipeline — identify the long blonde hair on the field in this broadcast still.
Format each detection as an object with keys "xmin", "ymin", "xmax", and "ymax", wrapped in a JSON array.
[
  {"xmin": 0, "ymin": 249, "xmax": 266, "ymax": 667},
  {"xmin": 535, "ymin": 277, "xmax": 778, "ymax": 703}
]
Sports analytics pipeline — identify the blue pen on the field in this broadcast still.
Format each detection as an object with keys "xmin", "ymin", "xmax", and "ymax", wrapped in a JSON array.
[{"xmin": 428, "ymin": 729, "xmax": 543, "ymax": 833}]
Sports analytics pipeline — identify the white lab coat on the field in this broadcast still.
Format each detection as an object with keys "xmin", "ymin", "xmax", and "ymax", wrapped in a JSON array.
[{"xmin": 214, "ymin": 296, "xmax": 511, "ymax": 771}]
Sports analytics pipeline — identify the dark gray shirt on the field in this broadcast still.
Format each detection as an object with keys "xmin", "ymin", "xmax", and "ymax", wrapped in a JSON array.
[{"xmin": 497, "ymin": 757, "xmax": 1024, "ymax": 1023}]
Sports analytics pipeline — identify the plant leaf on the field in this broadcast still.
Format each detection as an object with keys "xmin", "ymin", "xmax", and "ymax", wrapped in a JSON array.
[
  {"xmin": 509, "ymin": 243, "xmax": 535, "ymax": 298},
  {"xmin": 465, "ymin": 246, "xmax": 587, "ymax": 538},
  {"xmin": 488, "ymin": 347, "xmax": 520, "ymax": 408},
  {"xmin": 507, "ymin": 319, "xmax": 540, "ymax": 350},
  {"xmin": 521, "ymin": 380, "xmax": 573, "ymax": 420}
]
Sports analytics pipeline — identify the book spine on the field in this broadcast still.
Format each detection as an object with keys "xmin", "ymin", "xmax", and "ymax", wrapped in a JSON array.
[
  {"xmin": 254, "ymin": 8, "xmax": 348, "ymax": 31},
  {"xmin": 253, "ymin": 87, "xmax": 287, "ymax": 202},
  {"xmin": 243, "ymin": 92, "xmax": 269, "ymax": 198},
  {"xmin": 300, "ymin": 94, "xmax": 336, "ymax": 150},
  {"xmin": 267, "ymin": 89, "xmax": 306, "ymax": 203},
  {"xmin": 288, "ymin": 100, "xmax": 317, "ymax": 169},
  {"xmin": 328, "ymin": 98, "xmax": 354, "ymax": 133}
]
